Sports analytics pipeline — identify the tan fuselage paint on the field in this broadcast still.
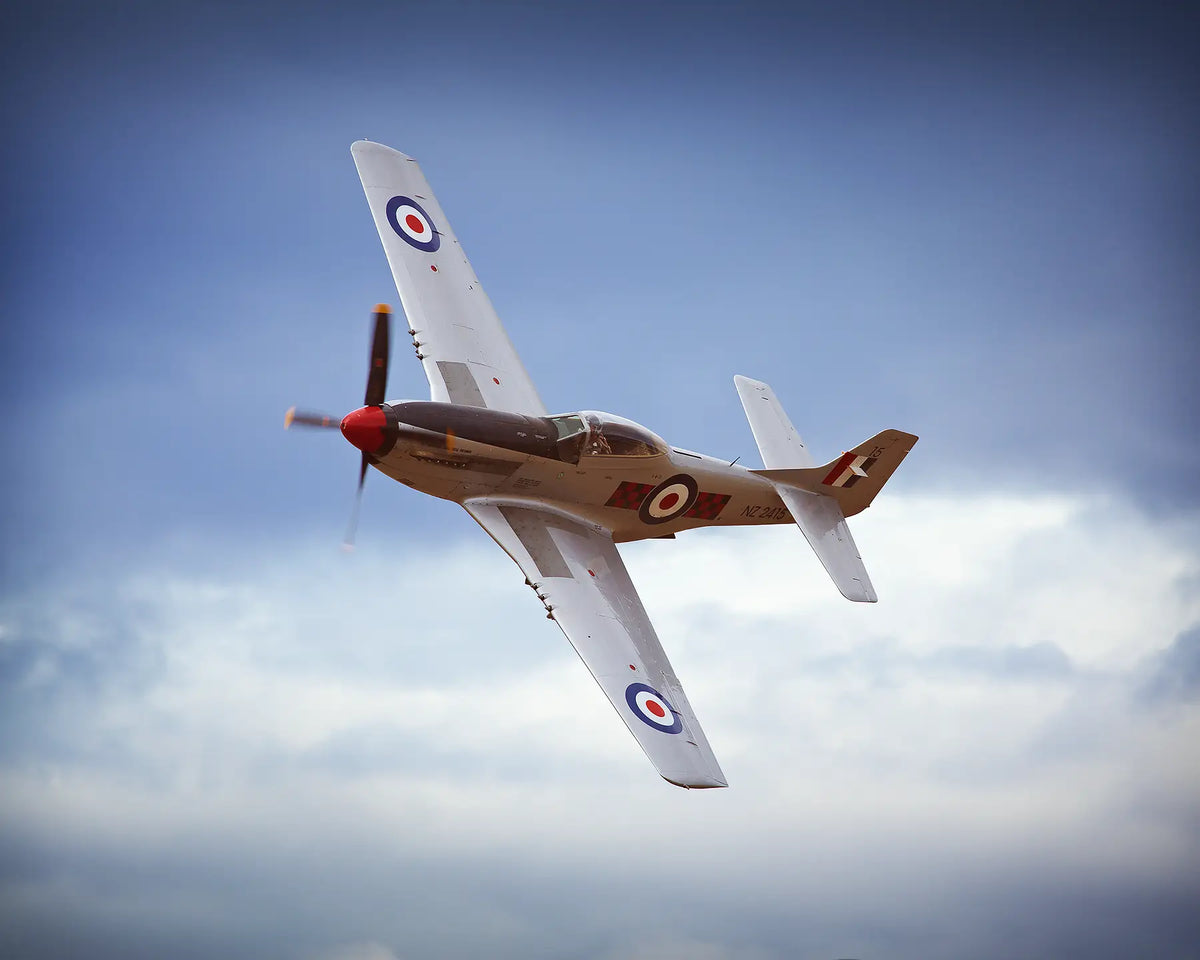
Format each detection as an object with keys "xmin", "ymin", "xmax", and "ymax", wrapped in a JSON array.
[{"xmin": 370, "ymin": 424, "xmax": 793, "ymax": 543}]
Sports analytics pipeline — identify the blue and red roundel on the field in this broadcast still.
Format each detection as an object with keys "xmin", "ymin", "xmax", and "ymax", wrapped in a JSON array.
[
  {"xmin": 638, "ymin": 474, "xmax": 699, "ymax": 525},
  {"xmin": 625, "ymin": 682, "xmax": 683, "ymax": 734},
  {"xmin": 386, "ymin": 196, "xmax": 441, "ymax": 252}
]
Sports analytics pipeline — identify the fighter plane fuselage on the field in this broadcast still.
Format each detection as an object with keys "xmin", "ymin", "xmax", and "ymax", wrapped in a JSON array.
[{"xmin": 340, "ymin": 401, "xmax": 794, "ymax": 542}]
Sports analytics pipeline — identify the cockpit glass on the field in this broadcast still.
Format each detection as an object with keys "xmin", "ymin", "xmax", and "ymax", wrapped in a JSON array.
[
  {"xmin": 549, "ymin": 415, "xmax": 585, "ymax": 441},
  {"xmin": 546, "ymin": 412, "xmax": 666, "ymax": 462},
  {"xmin": 580, "ymin": 413, "xmax": 667, "ymax": 458},
  {"xmin": 548, "ymin": 414, "xmax": 587, "ymax": 464}
]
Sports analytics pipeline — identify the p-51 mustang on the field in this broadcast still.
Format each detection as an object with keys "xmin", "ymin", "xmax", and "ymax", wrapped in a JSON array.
[{"xmin": 287, "ymin": 142, "xmax": 917, "ymax": 788}]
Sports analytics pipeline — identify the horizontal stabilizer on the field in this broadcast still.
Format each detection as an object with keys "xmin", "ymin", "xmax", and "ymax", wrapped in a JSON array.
[
  {"xmin": 754, "ymin": 429, "xmax": 918, "ymax": 518},
  {"xmin": 733, "ymin": 375, "xmax": 814, "ymax": 468},
  {"xmin": 774, "ymin": 486, "xmax": 876, "ymax": 602},
  {"xmin": 734, "ymin": 375, "xmax": 917, "ymax": 603}
]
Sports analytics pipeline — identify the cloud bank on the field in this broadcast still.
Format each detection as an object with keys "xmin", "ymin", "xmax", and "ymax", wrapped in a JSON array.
[{"xmin": 2, "ymin": 491, "xmax": 1198, "ymax": 959}]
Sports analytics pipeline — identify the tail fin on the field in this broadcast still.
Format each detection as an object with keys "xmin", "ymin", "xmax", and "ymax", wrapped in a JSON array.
[
  {"xmin": 734, "ymin": 376, "xmax": 918, "ymax": 603},
  {"xmin": 754, "ymin": 429, "xmax": 917, "ymax": 519}
]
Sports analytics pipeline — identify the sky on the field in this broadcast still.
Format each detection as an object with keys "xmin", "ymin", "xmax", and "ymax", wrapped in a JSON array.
[{"xmin": 2, "ymin": 1, "xmax": 1198, "ymax": 958}]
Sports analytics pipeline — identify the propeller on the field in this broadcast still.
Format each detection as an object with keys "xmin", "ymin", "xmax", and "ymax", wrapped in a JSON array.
[
  {"xmin": 285, "ymin": 304, "xmax": 392, "ymax": 550},
  {"xmin": 364, "ymin": 302, "xmax": 390, "ymax": 407},
  {"xmin": 346, "ymin": 304, "xmax": 391, "ymax": 548}
]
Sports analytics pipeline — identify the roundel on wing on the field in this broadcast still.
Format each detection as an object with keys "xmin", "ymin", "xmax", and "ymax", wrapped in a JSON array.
[
  {"xmin": 386, "ymin": 196, "xmax": 441, "ymax": 252},
  {"xmin": 638, "ymin": 474, "xmax": 699, "ymax": 525},
  {"xmin": 625, "ymin": 682, "xmax": 683, "ymax": 734}
]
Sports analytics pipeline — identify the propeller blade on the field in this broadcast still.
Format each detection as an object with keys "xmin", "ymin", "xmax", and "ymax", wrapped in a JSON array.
[
  {"xmin": 345, "ymin": 305, "xmax": 391, "ymax": 548},
  {"xmin": 364, "ymin": 304, "xmax": 391, "ymax": 407},
  {"xmin": 290, "ymin": 305, "xmax": 393, "ymax": 550},
  {"xmin": 284, "ymin": 407, "xmax": 339, "ymax": 429},
  {"xmin": 342, "ymin": 453, "xmax": 371, "ymax": 550}
]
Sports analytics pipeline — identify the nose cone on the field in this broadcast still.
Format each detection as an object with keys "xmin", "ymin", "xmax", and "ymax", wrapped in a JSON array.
[{"xmin": 340, "ymin": 406, "xmax": 389, "ymax": 453}]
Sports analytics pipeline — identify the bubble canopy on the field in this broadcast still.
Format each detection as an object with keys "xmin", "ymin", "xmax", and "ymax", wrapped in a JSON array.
[
  {"xmin": 549, "ymin": 411, "xmax": 669, "ymax": 461},
  {"xmin": 386, "ymin": 402, "xmax": 668, "ymax": 464}
]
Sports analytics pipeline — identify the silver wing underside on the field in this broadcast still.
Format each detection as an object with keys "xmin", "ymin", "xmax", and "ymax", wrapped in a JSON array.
[
  {"xmin": 463, "ymin": 498, "xmax": 727, "ymax": 788},
  {"xmin": 352, "ymin": 141, "xmax": 546, "ymax": 415}
]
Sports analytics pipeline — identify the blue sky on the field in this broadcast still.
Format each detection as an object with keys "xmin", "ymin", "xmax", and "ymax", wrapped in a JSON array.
[{"xmin": 3, "ymin": 3, "xmax": 1198, "ymax": 958}]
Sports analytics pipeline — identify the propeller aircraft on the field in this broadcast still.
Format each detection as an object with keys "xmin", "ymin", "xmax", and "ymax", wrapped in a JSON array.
[{"xmin": 287, "ymin": 142, "xmax": 918, "ymax": 788}]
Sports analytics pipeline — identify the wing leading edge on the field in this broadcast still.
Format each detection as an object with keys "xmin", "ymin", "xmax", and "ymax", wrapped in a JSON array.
[
  {"xmin": 351, "ymin": 141, "xmax": 546, "ymax": 416},
  {"xmin": 463, "ymin": 498, "xmax": 727, "ymax": 788}
]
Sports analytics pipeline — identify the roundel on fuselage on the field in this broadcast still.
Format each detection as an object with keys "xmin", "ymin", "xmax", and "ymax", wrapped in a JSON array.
[{"xmin": 638, "ymin": 474, "xmax": 698, "ymax": 525}]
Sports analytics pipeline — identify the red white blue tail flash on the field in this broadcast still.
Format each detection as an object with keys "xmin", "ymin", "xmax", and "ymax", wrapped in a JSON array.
[{"xmin": 822, "ymin": 453, "xmax": 876, "ymax": 488}]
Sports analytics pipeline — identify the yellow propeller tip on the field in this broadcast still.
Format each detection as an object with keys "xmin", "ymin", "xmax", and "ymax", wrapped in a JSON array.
[
  {"xmin": 284, "ymin": 406, "xmax": 296, "ymax": 430},
  {"xmin": 373, "ymin": 303, "xmax": 391, "ymax": 314}
]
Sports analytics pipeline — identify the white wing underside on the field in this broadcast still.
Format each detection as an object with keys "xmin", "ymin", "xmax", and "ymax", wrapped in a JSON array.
[
  {"xmin": 352, "ymin": 140, "xmax": 546, "ymax": 415},
  {"xmin": 463, "ymin": 498, "xmax": 727, "ymax": 788}
]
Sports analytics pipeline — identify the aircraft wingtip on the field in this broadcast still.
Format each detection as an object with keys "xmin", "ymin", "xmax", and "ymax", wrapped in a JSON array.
[
  {"xmin": 351, "ymin": 140, "xmax": 416, "ymax": 162},
  {"xmin": 661, "ymin": 775, "xmax": 729, "ymax": 790}
]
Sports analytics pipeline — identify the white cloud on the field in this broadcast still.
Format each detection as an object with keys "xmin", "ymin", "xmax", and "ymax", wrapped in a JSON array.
[{"xmin": 1, "ymin": 491, "xmax": 1197, "ymax": 959}]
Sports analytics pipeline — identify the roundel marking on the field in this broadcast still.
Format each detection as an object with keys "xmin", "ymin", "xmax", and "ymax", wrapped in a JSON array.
[
  {"xmin": 625, "ymin": 682, "xmax": 683, "ymax": 734},
  {"xmin": 638, "ymin": 474, "xmax": 699, "ymax": 525},
  {"xmin": 386, "ymin": 196, "xmax": 441, "ymax": 252}
]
